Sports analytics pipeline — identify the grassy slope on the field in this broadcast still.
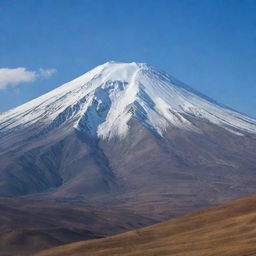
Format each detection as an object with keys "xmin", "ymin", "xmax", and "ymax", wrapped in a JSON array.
[{"xmin": 33, "ymin": 194, "xmax": 256, "ymax": 256}]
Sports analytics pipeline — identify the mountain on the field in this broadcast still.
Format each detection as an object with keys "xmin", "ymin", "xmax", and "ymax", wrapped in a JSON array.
[
  {"xmin": 32, "ymin": 194, "xmax": 256, "ymax": 256},
  {"xmin": 0, "ymin": 61, "xmax": 256, "ymax": 218}
]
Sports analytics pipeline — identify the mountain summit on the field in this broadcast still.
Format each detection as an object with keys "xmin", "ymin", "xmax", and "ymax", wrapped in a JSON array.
[
  {"xmin": 1, "ymin": 62, "xmax": 255, "ymax": 140},
  {"xmin": 0, "ymin": 62, "xmax": 256, "ymax": 219}
]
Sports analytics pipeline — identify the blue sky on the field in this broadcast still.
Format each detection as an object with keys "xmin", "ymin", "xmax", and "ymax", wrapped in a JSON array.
[{"xmin": 0, "ymin": 0, "xmax": 255, "ymax": 117}]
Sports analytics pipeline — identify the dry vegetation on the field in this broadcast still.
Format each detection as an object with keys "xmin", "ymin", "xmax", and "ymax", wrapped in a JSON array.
[{"xmin": 33, "ymin": 194, "xmax": 256, "ymax": 256}]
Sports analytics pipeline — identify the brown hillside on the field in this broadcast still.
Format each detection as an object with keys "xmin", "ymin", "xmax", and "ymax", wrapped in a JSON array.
[
  {"xmin": 0, "ymin": 197, "xmax": 154, "ymax": 256},
  {"xmin": 33, "ymin": 194, "xmax": 256, "ymax": 256}
]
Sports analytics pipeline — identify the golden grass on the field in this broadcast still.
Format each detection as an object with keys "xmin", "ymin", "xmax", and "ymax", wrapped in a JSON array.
[{"xmin": 33, "ymin": 194, "xmax": 256, "ymax": 256}]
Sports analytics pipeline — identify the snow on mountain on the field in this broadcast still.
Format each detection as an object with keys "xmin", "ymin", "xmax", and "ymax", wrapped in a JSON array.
[{"xmin": 0, "ymin": 61, "xmax": 255, "ymax": 139}]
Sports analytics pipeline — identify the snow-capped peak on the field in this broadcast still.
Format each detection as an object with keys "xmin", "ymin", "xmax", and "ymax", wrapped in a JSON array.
[{"xmin": 0, "ymin": 61, "xmax": 256, "ymax": 139}]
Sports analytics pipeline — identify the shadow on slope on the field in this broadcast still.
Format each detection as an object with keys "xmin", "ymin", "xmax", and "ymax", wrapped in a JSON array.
[{"xmin": 0, "ymin": 197, "xmax": 154, "ymax": 256}]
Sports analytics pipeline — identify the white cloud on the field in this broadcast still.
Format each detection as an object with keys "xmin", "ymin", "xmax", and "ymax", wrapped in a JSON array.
[
  {"xmin": 38, "ymin": 68, "xmax": 57, "ymax": 79},
  {"xmin": 0, "ymin": 67, "xmax": 57, "ymax": 90}
]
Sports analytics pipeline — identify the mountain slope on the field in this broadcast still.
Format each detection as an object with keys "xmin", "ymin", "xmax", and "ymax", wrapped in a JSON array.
[
  {"xmin": 33, "ymin": 194, "xmax": 256, "ymax": 256},
  {"xmin": 0, "ymin": 61, "xmax": 256, "ymax": 218},
  {"xmin": 0, "ymin": 197, "xmax": 154, "ymax": 256}
]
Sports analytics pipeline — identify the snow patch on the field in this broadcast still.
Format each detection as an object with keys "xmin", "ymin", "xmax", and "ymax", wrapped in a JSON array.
[{"xmin": 0, "ymin": 61, "xmax": 255, "ymax": 139}]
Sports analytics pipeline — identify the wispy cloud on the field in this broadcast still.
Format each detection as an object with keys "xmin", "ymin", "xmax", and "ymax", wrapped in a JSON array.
[
  {"xmin": 0, "ymin": 67, "xmax": 57, "ymax": 90},
  {"xmin": 38, "ymin": 68, "xmax": 57, "ymax": 79}
]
